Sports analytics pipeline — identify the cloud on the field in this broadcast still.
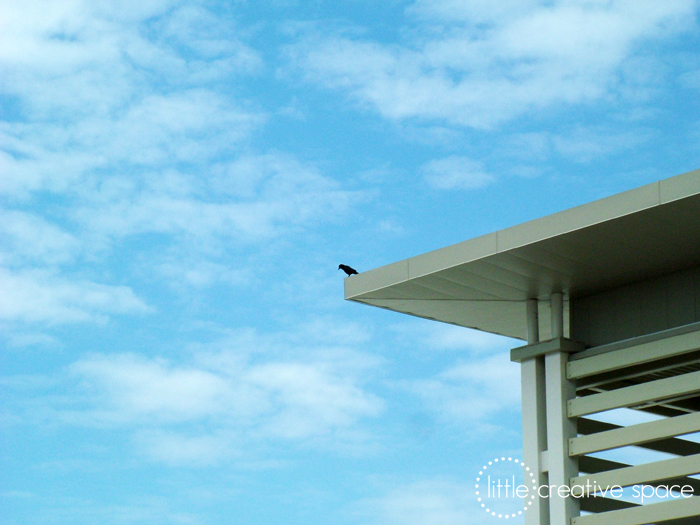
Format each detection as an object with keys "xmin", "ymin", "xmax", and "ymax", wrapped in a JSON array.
[
  {"xmin": 424, "ymin": 324, "xmax": 514, "ymax": 352},
  {"xmin": 134, "ymin": 429, "xmax": 242, "ymax": 465},
  {"xmin": 70, "ymin": 354, "xmax": 238, "ymax": 424},
  {"xmin": 421, "ymin": 156, "xmax": 495, "ymax": 190},
  {"xmin": 0, "ymin": 1, "xmax": 368, "ymax": 313},
  {"xmin": 0, "ymin": 1, "xmax": 260, "ymax": 110},
  {"xmin": 289, "ymin": 0, "xmax": 698, "ymax": 128},
  {"xmin": 69, "ymin": 350, "xmax": 384, "ymax": 431},
  {"xmin": 43, "ymin": 326, "xmax": 386, "ymax": 463},
  {"xmin": 0, "ymin": 268, "xmax": 150, "ymax": 324},
  {"xmin": 0, "ymin": 91, "xmax": 263, "ymax": 199},
  {"xmin": 0, "ymin": 1, "xmax": 266, "ymax": 200},
  {"xmin": 71, "ymin": 153, "xmax": 364, "ymax": 248},
  {"xmin": 405, "ymin": 352, "xmax": 521, "ymax": 427},
  {"xmin": 3, "ymin": 331, "xmax": 59, "ymax": 348},
  {"xmin": 551, "ymin": 125, "xmax": 652, "ymax": 163},
  {"xmin": 496, "ymin": 125, "xmax": 653, "ymax": 164},
  {"xmin": 245, "ymin": 361, "xmax": 382, "ymax": 439},
  {"xmin": 155, "ymin": 258, "xmax": 253, "ymax": 288},
  {"xmin": 391, "ymin": 321, "xmax": 516, "ymax": 354},
  {"xmin": 387, "ymin": 322, "xmax": 520, "ymax": 430},
  {"xmin": 0, "ymin": 209, "xmax": 80, "ymax": 266},
  {"xmin": 408, "ymin": 0, "xmax": 538, "ymax": 23},
  {"xmin": 93, "ymin": 90, "xmax": 261, "ymax": 166}
]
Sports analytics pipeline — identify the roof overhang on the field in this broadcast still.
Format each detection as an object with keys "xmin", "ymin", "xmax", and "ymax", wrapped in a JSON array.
[{"xmin": 345, "ymin": 168, "xmax": 700, "ymax": 341}]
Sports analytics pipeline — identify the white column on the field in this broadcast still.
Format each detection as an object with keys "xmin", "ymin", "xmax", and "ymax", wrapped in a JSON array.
[
  {"xmin": 551, "ymin": 293, "xmax": 563, "ymax": 339},
  {"xmin": 527, "ymin": 299, "xmax": 540, "ymax": 345},
  {"xmin": 545, "ymin": 350, "xmax": 579, "ymax": 525},
  {"xmin": 521, "ymin": 356, "xmax": 549, "ymax": 525}
]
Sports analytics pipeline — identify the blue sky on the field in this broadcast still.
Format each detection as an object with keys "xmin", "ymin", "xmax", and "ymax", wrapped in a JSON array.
[{"xmin": 2, "ymin": 1, "xmax": 700, "ymax": 523}]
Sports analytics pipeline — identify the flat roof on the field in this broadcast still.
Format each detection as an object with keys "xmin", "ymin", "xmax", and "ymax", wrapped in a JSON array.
[{"xmin": 345, "ymin": 168, "xmax": 700, "ymax": 341}]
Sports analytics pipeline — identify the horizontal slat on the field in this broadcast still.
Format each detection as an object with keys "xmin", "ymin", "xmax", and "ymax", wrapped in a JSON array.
[
  {"xmin": 578, "ymin": 455, "xmax": 700, "ymax": 495},
  {"xmin": 578, "ymin": 418, "xmax": 700, "ymax": 456},
  {"xmin": 576, "ymin": 355, "xmax": 700, "ymax": 391},
  {"xmin": 571, "ymin": 322, "xmax": 700, "ymax": 361},
  {"xmin": 572, "ymin": 453, "xmax": 700, "ymax": 493},
  {"xmin": 568, "ymin": 370, "xmax": 700, "ymax": 417},
  {"xmin": 571, "ymin": 495, "xmax": 700, "ymax": 525},
  {"xmin": 568, "ymin": 329, "xmax": 700, "ymax": 379},
  {"xmin": 570, "ymin": 412, "xmax": 700, "ymax": 456}
]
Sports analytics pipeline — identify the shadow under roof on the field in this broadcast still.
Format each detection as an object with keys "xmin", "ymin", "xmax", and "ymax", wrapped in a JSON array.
[{"xmin": 344, "ymin": 168, "xmax": 700, "ymax": 341}]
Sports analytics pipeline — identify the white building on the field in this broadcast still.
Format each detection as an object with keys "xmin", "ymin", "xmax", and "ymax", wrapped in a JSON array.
[{"xmin": 345, "ymin": 168, "xmax": 700, "ymax": 525}]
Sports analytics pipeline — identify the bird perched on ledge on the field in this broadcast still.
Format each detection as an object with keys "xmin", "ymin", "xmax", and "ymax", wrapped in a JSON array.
[{"xmin": 338, "ymin": 264, "xmax": 358, "ymax": 276}]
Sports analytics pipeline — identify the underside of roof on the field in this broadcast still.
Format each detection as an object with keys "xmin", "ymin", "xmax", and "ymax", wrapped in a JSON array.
[{"xmin": 345, "ymin": 168, "xmax": 700, "ymax": 341}]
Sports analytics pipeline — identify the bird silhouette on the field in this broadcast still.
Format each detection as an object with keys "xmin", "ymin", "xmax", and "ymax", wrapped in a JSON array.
[{"xmin": 338, "ymin": 264, "xmax": 358, "ymax": 276}]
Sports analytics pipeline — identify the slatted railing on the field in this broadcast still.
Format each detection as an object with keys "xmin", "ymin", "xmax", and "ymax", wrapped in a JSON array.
[{"xmin": 566, "ymin": 325, "xmax": 700, "ymax": 525}]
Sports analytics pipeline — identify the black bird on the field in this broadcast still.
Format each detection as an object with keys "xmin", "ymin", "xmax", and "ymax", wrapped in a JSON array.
[{"xmin": 338, "ymin": 264, "xmax": 358, "ymax": 276}]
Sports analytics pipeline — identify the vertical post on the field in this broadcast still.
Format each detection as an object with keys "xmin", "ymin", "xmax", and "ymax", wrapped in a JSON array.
[
  {"xmin": 523, "ymin": 297, "xmax": 547, "ymax": 524},
  {"xmin": 519, "ymin": 294, "xmax": 577, "ymax": 524},
  {"xmin": 551, "ymin": 293, "xmax": 563, "ymax": 339},
  {"xmin": 546, "ymin": 293, "xmax": 578, "ymax": 524},
  {"xmin": 521, "ymin": 356, "xmax": 549, "ymax": 525},
  {"xmin": 527, "ymin": 299, "xmax": 540, "ymax": 345}
]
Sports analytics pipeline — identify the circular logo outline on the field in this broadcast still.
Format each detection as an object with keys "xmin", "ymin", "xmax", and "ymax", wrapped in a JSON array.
[{"xmin": 475, "ymin": 457, "xmax": 537, "ymax": 519}]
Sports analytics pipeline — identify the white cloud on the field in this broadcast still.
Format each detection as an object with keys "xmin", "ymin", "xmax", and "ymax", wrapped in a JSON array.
[
  {"xmin": 54, "ymin": 327, "xmax": 385, "ymax": 463},
  {"xmin": 497, "ymin": 126, "xmax": 652, "ymax": 164},
  {"xmin": 424, "ymin": 324, "xmax": 514, "ymax": 352},
  {"xmin": 70, "ymin": 153, "xmax": 364, "ymax": 247},
  {"xmin": 0, "ymin": 1, "xmax": 368, "ymax": 313},
  {"xmin": 0, "ymin": 1, "xmax": 265, "ymax": 200},
  {"xmin": 0, "ymin": 268, "xmax": 150, "ymax": 324},
  {"xmin": 386, "ymin": 323, "xmax": 521, "ymax": 430},
  {"xmin": 391, "ymin": 321, "xmax": 515, "ymax": 354},
  {"xmin": 290, "ymin": 0, "xmax": 698, "ymax": 128},
  {"xmin": 406, "ymin": 352, "xmax": 521, "ymax": 426},
  {"xmin": 71, "ymin": 354, "xmax": 239, "ymax": 423},
  {"xmin": 245, "ymin": 361, "xmax": 382, "ymax": 439},
  {"xmin": 0, "ymin": 123, "xmax": 101, "ymax": 198},
  {"xmin": 551, "ymin": 126, "xmax": 652, "ymax": 163},
  {"xmin": 421, "ymin": 156, "xmax": 494, "ymax": 190},
  {"xmin": 134, "ymin": 429, "xmax": 241, "ymax": 465},
  {"xmin": 0, "ymin": 209, "xmax": 80, "ymax": 266},
  {"xmin": 155, "ymin": 258, "xmax": 253, "ymax": 288},
  {"xmin": 408, "ymin": 0, "xmax": 538, "ymax": 23},
  {"xmin": 0, "ymin": 1, "xmax": 260, "ymax": 109},
  {"xmin": 0, "ymin": 91, "xmax": 263, "ymax": 199},
  {"xmin": 4, "ymin": 331, "xmax": 59, "ymax": 348},
  {"xmin": 96, "ymin": 90, "xmax": 261, "ymax": 165},
  {"xmin": 156, "ymin": 4, "xmax": 263, "ymax": 73}
]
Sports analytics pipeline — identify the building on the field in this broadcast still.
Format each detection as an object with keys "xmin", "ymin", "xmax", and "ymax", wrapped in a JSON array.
[{"xmin": 345, "ymin": 168, "xmax": 700, "ymax": 525}]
